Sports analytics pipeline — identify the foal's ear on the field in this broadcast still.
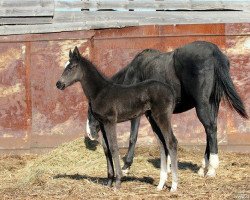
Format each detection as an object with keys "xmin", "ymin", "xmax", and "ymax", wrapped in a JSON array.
[
  {"xmin": 69, "ymin": 49, "xmax": 73, "ymax": 58},
  {"xmin": 73, "ymin": 46, "xmax": 81, "ymax": 59}
]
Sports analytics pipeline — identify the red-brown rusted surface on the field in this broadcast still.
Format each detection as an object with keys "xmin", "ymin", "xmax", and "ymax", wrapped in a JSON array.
[{"xmin": 0, "ymin": 24, "xmax": 249, "ymax": 153}]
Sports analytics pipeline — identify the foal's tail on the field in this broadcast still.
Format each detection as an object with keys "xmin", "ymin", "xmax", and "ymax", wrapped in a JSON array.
[{"xmin": 212, "ymin": 51, "xmax": 248, "ymax": 119}]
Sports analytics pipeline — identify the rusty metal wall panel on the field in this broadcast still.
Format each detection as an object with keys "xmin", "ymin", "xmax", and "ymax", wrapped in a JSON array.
[
  {"xmin": 30, "ymin": 40, "xmax": 92, "ymax": 148},
  {"xmin": 0, "ymin": 24, "xmax": 249, "ymax": 153},
  {"xmin": 225, "ymin": 23, "xmax": 250, "ymax": 145},
  {"xmin": 0, "ymin": 43, "xmax": 30, "ymax": 150}
]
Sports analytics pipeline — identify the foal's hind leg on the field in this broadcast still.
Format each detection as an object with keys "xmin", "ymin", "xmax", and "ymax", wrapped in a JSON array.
[
  {"xmin": 122, "ymin": 117, "xmax": 140, "ymax": 175},
  {"xmin": 151, "ymin": 112, "xmax": 178, "ymax": 192},
  {"xmin": 146, "ymin": 114, "xmax": 169, "ymax": 191},
  {"xmin": 196, "ymin": 102, "xmax": 219, "ymax": 177}
]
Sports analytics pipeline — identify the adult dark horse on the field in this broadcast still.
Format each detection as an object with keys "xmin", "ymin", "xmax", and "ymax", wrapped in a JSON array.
[
  {"xmin": 86, "ymin": 41, "xmax": 248, "ymax": 178},
  {"xmin": 56, "ymin": 47, "xmax": 179, "ymax": 191}
]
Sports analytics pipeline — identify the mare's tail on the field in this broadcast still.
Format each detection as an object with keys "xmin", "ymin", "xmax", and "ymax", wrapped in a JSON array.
[{"xmin": 211, "ymin": 51, "xmax": 248, "ymax": 119}]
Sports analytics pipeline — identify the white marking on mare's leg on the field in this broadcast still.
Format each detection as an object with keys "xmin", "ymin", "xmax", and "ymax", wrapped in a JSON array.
[
  {"xmin": 122, "ymin": 168, "xmax": 130, "ymax": 176},
  {"xmin": 170, "ymin": 181, "xmax": 178, "ymax": 192},
  {"xmin": 167, "ymin": 155, "xmax": 171, "ymax": 173},
  {"xmin": 86, "ymin": 119, "xmax": 95, "ymax": 141},
  {"xmin": 64, "ymin": 61, "xmax": 70, "ymax": 68},
  {"xmin": 198, "ymin": 156, "xmax": 209, "ymax": 177},
  {"xmin": 207, "ymin": 154, "xmax": 219, "ymax": 177},
  {"xmin": 157, "ymin": 146, "xmax": 168, "ymax": 191}
]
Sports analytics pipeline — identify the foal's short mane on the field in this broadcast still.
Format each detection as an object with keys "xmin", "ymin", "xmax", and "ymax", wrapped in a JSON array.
[{"xmin": 79, "ymin": 55, "xmax": 110, "ymax": 82}]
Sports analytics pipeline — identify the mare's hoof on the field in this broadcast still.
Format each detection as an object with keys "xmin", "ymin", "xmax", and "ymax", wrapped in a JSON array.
[
  {"xmin": 122, "ymin": 168, "xmax": 130, "ymax": 176},
  {"xmin": 156, "ymin": 185, "xmax": 164, "ymax": 191},
  {"xmin": 206, "ymin": 168, "xmax": 216, "ymax": 177},
  {"xmin": 170, "ymin": 181, "xmax": 178, "ymax": 192},
  {"xmin": 170, "ymin": 187, "xmax": 177, "ymax": 193},
  {"xmin": 197, "ymin": 167, "xmax": 206, "ymax": 177}
]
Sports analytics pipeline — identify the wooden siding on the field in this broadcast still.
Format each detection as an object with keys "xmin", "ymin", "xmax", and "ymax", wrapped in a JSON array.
[{"xmin": 0, "ymin": 0, "xmax": 249, "ymax": 34}]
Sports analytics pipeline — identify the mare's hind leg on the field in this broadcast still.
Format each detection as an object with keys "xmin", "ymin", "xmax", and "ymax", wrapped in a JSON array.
[
  {"xmin": 104, "ymin": 123, "xmax": 123, "ymax": 189},
  {"xmin": 122, "ymin": 117, "xmax": 140, "ymax": 175},
  {"xmin": 151, "ymin": 112, "xmax": 178, "ymax": 192},
  {"xmin": 100, "ymin": 124, "xmax": 115, "ymax": 187},
  {"xmin": 196, "ymin": 102, "xmax": 219, "ymax": 177},
  {"xmin": 146, "ymin": 114, "xmax": 169, "ymax": 191}
]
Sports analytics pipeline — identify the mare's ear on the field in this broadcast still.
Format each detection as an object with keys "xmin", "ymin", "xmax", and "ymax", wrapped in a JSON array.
[
  {"xmin": 73, "ymin": 46, "xmax": 81, "ymax": 59},
  {"xmin": 69, "ymin": 49, "xmax": 73, "ymax": 58}
]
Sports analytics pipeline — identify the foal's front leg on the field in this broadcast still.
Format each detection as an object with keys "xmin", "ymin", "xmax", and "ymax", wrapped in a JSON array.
[
  {"xmin": 104, "ymin": 123, "xmax": 123, "ymax": 189},
  {"xmin": 101, "ymin": 125, "xmax": 115, "ymax": 187}
]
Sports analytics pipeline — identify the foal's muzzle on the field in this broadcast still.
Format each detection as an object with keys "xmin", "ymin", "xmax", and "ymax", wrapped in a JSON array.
[{"xmin": 56, "ymin": 81, "xmax": 66, "ymax": 90}]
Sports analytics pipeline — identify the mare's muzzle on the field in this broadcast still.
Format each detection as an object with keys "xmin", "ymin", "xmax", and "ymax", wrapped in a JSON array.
[{"xmin": 56, "ymin": 81, "xmax": 66, "ymax": 90}]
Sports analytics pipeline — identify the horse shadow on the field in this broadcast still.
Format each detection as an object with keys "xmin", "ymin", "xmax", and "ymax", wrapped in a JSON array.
[
  {"xmin": 54, "ymin": 173, "xmax": 154, "ymax": 186},
  {"xmin": 147, "ymin": 158, "xmax": 200, "ymax": 173}
]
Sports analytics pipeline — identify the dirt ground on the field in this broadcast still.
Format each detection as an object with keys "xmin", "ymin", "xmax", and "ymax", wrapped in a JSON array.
[{"xmin": 0, "ymin": 138, "xmax": 249, "ymax": 200}]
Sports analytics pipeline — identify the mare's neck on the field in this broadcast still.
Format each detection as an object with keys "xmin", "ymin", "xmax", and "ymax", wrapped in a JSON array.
[{"xmin": 79, "ymin": 58, "xmax": 109, "ymax": 101}]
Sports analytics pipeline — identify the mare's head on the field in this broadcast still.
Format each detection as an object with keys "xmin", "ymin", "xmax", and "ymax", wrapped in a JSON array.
[
  {"xmin": 86, "ymin": 107, "xmax": 101, "ymax": 140},
  {"xmin": 56, "ymin": 47, "xmax": 83, "ymax": 90}
]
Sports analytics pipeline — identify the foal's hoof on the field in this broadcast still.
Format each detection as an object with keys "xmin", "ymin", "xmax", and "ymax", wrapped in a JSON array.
[
  {"xmin": 107, "ymin": 179, "xmax": 113, "ymax": 187},
  {"xmin": 115, "ymin": 181, "xmax": 121, "ymax": 190}
]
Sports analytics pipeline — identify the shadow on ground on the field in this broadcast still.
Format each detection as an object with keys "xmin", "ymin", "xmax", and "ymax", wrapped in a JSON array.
[
  {"xmin": 147, "ymin": 158, "xmax": 200, "ymax": 173},
  {"xmin": 54, "ymin": 174, "xmax": 154, "ymax": 186}
]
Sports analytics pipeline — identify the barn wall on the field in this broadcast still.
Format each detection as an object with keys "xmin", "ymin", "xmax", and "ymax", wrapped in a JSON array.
[{"xmin": 0, "ymin": 24, "xmax": 249, "ymax": 153}]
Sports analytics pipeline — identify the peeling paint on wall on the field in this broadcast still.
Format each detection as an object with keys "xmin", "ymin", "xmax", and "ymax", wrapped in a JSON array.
[{"xmin": 0, "ymin": 83, "xmax": 24, "ymax": 98}]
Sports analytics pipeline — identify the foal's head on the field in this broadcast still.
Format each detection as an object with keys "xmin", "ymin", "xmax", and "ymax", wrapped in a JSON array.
[{"xmin": 56, "ymin": 47, "xmax": 83, "ymax": 90}]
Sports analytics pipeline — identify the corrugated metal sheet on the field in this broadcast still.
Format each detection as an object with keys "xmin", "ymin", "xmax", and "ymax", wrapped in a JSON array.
[{"xmin": 0, "ymin": 24, "xmax": 249, "ymax": 153}]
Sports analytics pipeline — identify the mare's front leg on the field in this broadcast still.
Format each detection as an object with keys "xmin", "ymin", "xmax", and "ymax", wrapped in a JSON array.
[
  {"xmin": 100, "ymin": 125, "xmax": 115, "ymax": 187},
  {"xmin": 122, "ymin": 117, "xmax": 140, "ymax": 175},
  {"xmin": 104, "ymin": 123, "xmax": 123, "ymax": 189}
]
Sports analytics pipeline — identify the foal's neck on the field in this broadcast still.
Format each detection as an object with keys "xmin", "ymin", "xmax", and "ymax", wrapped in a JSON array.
[{"xmin": 79, "ymin": 57, "xmax": 109, "ymax": 101}]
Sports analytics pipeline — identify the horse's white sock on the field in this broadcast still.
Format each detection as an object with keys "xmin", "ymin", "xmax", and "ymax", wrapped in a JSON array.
[
  {"xmin": 122, "ymin": 168, "xmax": 130, "ymax": 176},
  {"xmin": 170, "ymin": 181, "xmax": 178, "ymax": 192},
  {"xmin": 86, "ymin": 119, "xmax": 95, "ymax": 141},
  {"xmin": 167, "ymin": 155, "xmax": 171, "ymax": 173},
  {"xmin": 198, "ymin": 155, "xmax": 209, "ymax": 177},
  {"xmin": 207, "ymin": 154, "xmax": 219, "ymax": 177},
  {"xmin": 157, "ymin": 148, "xmax": 168, "ymax": 191}
]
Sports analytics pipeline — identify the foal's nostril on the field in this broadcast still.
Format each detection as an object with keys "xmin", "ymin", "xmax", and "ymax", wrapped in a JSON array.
[
  {"xmin": 56, "ymin": 81, "xmax": 65, "ymax": 90},
  {"xmin": 56, "ymin": 81, "xmax": 61, "ymax": 89}
]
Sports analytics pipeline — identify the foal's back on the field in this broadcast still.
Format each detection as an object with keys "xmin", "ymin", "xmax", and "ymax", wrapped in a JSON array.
[{"xmin": 92, "ymin": 80, "xmax": 175, "ymax": 123}]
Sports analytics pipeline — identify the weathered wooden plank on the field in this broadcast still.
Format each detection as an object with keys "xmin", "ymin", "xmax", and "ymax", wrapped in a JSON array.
[
  {"xmin": 0, "ymin": 17, "xmax": 53, "ymax": 25},
  {"xmin": 54, "ymin": 0, "xmax": 82, "ymax": 11},
  {"xmin": 1, "ymin": 10, "xmax": 250, "ymax": 35},
  {"xmin": 0, "ymin": 20, "xmax": 139, "ymax": 35},
  {"xmin": 0, "ymin": 0, "xmax": 54, "ymax": 17},
  {"xmin": 54, "ymin": 10, "xmax": 250, "ymax": 24},
  {"xmin": 80, "ymin": 0, "xmax": 250, "ymax": 11}
]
